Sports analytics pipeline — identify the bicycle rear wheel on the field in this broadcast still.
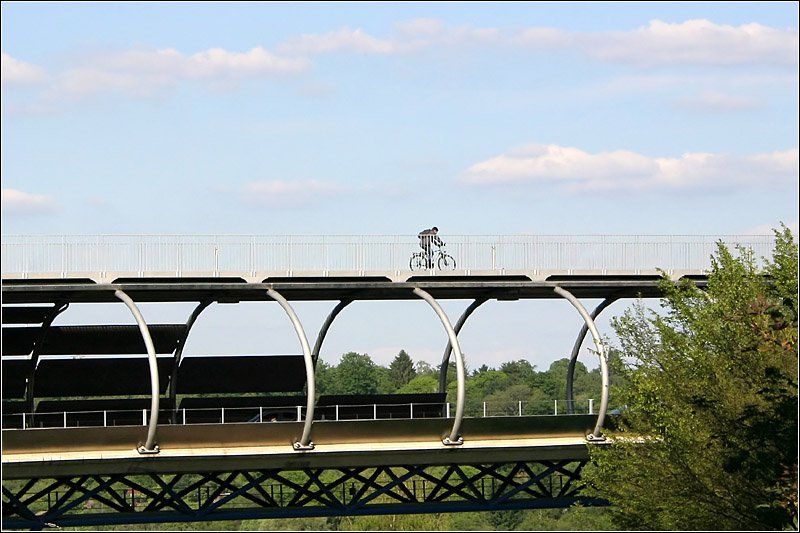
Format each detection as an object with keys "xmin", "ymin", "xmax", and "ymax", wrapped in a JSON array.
[{"xmin": 438, "ymin": 253, "xmax": 456, "ymax": 270}]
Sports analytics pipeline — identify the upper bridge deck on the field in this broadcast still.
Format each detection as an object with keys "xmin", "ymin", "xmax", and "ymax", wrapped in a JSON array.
[{"xmin": 1, "ymin": 233, "xmax": 775, "ymax": 284}]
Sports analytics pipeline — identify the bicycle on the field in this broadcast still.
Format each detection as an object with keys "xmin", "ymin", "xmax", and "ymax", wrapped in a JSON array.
[{"xmin": 409, "ymin": 244, "xmax": 457, "ymax": 271}]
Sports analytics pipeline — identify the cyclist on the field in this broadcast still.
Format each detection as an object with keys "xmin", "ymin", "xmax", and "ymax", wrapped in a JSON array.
[{"xmin": 418, "ymin": 226, "xmax": 444, "ymax": 268}]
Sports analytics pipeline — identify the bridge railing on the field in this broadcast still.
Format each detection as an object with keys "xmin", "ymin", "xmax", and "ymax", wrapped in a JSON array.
[
  {"xmin": 0, "ymin": 234, "xmax": 776, "ymax": 277},
  {"xmin": 4, "ymin": 399, "xmax": 597, "ymax": 430}
]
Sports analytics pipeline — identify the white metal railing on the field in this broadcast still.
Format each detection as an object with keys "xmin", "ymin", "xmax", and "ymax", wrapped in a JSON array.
[
  {"xmin": 4, "ymin": 399, "xmax": 599, "ymax": 429},
  {"xmin": 0, "ymin": 234, "xmax": 776, "ymax": 278}
]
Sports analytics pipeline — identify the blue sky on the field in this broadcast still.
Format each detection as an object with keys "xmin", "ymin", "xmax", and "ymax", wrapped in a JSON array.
[{"xmin": 1, "ymin": 2, "xmax": 798, "ymax": 372}]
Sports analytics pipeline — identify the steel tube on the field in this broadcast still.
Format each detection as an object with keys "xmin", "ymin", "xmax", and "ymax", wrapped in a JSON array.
[
  {"xmin": 565, "ymin": 296, "xmax": 618, "ymax": 414},
  {"xmin": 554, "ymin": 286, "xmax": 609, "ymax": 441},
  {"xmin": 311, "ymin": 299, "xmax": 352, "ymax": 367},
  {"xmin": 438, "ymin": 297, "xmax": 488, "ymax": 394},
  {"xmin": 413, "ymin": 287, "xmax": 465, "ymax": 445},
  {"xmin": 114, "ymin": 290, "xmax": 160, "ymax": 453},
  {"xmin": 266, "ymin": 288, "xmax": 316, "ymax": 450}
]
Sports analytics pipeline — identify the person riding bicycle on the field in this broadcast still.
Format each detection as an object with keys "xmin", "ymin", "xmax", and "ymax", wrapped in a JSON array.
[{"xmin": 418, "ymin": 227, "xmax": 444, "ymax": 268}]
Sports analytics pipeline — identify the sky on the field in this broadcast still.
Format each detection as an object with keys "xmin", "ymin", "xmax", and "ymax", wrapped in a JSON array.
[{"xmin": 1, "ymin": 2, "xmax": 798, "ymax": 374}]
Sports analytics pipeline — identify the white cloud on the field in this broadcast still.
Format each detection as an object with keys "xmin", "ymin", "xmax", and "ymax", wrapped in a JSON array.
[
  {"xmin": 582, "ymin": 19, "xmax": 798, "ymax": 67},
  {"xmin": 1, "ymin": 188, "xmax": 58, "ymax": 215},
  {"xmin": 1, "ymin": 53, "xmax": 46, "ymax": 84},
  {"xmin": 276, "ymin": 18, "xmax": 796, "ymax": 67},
  {"xmin": 678, "ymin": 91, "xmax": 763, "ymax": 112},
  {"xmin": 461, "ymin": 144, "xmax": 799, "ymax": 193},
  {"xmin": 278, "ymin": 18, "xmax": 500, "ymax": 56},
  {"xmin": 240, "ymin": 179, "xmax": 347, "ymax": 207},
  {"xmin": 278, "ymin": 27, "xmax": 395, "ymax": 55},
  {"xmin": 52, "ymin": 46, "xmax": 309, "ymax": 98}
]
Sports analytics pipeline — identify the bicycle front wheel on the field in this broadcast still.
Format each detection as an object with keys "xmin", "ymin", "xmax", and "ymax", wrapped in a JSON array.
[
  {"xmin": 438, "ymin": 253, "xmax": 456, "ymax": 270},
  {"xmin": 410, "ymin": 253, "xmax": 427, "ymax": 271}
]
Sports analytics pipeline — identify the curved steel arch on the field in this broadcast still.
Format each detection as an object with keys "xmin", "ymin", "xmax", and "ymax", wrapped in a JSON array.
[
  {"xmin": 438, "ymin": 297, "xmax": 489, "ymax": 394},
  {"xmin": 565, "ymin": 296, "xmax": 618, "ymax": 414},
  {"xmin": 311, "ymin": 299, "xmax": 352, "ymax": 367},
  {"xmin": 553, "ymin": 286, "xmax": 609, "ymax": 441},
  {"xmin": 266, "ymin": 288, "xmax": 316, "ymax": 450},
  {"xmin": 169, "ymin": 300, "xmax": 213, "ymax": 420},
  {"xmin": 413, "ymin": 288, "xmax": 465, "ymax": 445},
  {"xmin": 24, "ymin": 301, "xmax": 69, "ymax": 414},
  {"xmin": 114, "ymin": 290, "xmax": 160, "ymax": 454}
]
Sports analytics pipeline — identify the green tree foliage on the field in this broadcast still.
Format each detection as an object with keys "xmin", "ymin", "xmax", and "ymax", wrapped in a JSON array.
[
  {"xmin": 388, "ymin": 350, "xmax": 417, "ymax": 390},
  {"xmin": 323, "ymin": 352, "xmax": 382, "ymax": 395},
  {"xmin": 582, "ymin": 226, "xmax": 798, "ymax": 530},
  {"xmin": 499, "ymin": 359, "xmax": 537, "ymax": 385},
  {"xmin": 397, "ymin": 374, "xmax": 438, "ymax": 394}
]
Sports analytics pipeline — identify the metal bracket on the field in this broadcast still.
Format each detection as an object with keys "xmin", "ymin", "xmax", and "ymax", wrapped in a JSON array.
[
  {"xmin": 585, "ymin": 433, "xmax": 606, "ymax": 442},
  {"xmin": 137, "ymin": 444, "xmax": 160, "ymax": 455},
  {"xmin": 442, "ymin": 436, "xmax": 464, "ymax": 446},
  {"xmin": 293, "ymin": 441, "xmax": 315, "ymax": 451}
]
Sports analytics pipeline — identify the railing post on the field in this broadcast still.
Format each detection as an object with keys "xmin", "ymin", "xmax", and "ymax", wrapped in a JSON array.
[
  {"xmin": 589, "ymin": 398, "xmax": 594, "ymax": 415},
  {"xmin": 336, "ymin": 404, "xmax": 339, "ymax": 421},
  {"xmin": 410, "ymin": 402, "xmax": 414, "ymax": 419},
  {"xmin": 373, "ymin": 404, "xmax": 377, "ymax": 420},
  {"xmin": 554, "ymin": 400, "xmax": 558, "ymax": 416},
  {"xmin": 483, "ymin": 401, "xmax": 486, "ymax": 417},
  {"xmin": 103, "ymin": 411, "xmax": 107, "ymax": 427}
]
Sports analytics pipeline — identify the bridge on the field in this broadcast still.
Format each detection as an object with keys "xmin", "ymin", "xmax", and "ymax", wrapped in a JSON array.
[{"xmin": 1, "ymin": 234, "xmax": 775, "ymax": 528}]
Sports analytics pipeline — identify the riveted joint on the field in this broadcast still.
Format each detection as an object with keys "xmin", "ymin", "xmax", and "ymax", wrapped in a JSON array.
[
  {"xmin": 442, "ymin": 436, "xmax": 464, "ymax": 446},
  {"xmin": 293, "ymin": 441, "xmax": 315, "ymax": 451}
]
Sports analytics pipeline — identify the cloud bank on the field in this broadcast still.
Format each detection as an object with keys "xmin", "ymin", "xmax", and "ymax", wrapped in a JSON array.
[
  {"xmin": 1, "ymin": 188, "xmax": 58, "ymax": 215},
  {"xmin": 461, "ymin": 145, "xmax": 799, "ymax": 193}
]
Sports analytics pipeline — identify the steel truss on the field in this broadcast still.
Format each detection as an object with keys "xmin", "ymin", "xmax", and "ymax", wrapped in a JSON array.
[{"xmin": 2, "ymin": 460, "xmax": 607, "ymax": 529}]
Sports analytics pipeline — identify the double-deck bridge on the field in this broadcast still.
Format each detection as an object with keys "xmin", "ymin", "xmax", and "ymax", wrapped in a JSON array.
[{"xmin": 1, "ymin": 234, "xmax": 775, "ymax": 528}]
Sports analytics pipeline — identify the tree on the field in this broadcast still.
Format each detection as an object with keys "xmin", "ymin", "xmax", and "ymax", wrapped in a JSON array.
[
  {"xmin": 388, "ymin": 350, "xmax": 417, "ymax": 390},
  {"xmin": 324, "ymin": 352, "xmax": 381, "ymax": 395},
  {"xmin": 582, "ymin": 226, "xmax": 798, "ymax": 530},
  {"xmin": 499, "ymin": 359, "xmax": 537, "ymax": 386}
]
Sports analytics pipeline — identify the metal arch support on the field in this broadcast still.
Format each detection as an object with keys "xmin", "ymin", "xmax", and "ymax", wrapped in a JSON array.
[
  {"xmin": 565, "ymin": 296, "xmax": 618, "ymax": 414},
  {"xmin": 24, "ymin": 301, "xmax": 69, "ymax": 414},
  {"xmin": 114, "ymin": 290, "xmax": 160, "ymax": 454},
  {"xmin": 169, "ymin": 300, "xmax": 213, "ymax": 419},
  {"xmin": 438, "ymin": 297, "xmax": 489, "ymax": 394},
  {"xmin": 311, "ymin": 299, "xmax": 352, "ymax": 367},
  {"xmin": 266, "ymin": 288, "xmax": 316, "ymax": 450},
  {"xmin": 553, "ymin": 286, "xmax": 609, "ymax": 442},
  {"xmin": 413, "ymin": 288, "xmax": 466, "ymax": 446}
]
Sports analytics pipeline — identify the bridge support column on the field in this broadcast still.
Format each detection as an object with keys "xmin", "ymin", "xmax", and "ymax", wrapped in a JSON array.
[
  {"xmin": 311, "ymin": 299, "xmax": 352, "ymax": 367},
  {"xmin": 553, "ymin": 286, "xmax": 609, "ymax": 441},
  {"xmin": 266, "ymin": 288, "xmax": 316, "ymax": 450},
  {"xmin": 438, "ymin": 297, "xmax": 488, "ymax": 394},
  {"xmin": 114, "ymin": 290, "xmax": 160, "ymax": 454},
  {"xmin": 413, "ymin": 288, "xmax": 465, "ymax": 446},
  {"xmin": 566, "ymin": 296, "xmax": 618, "ymax": 414}
]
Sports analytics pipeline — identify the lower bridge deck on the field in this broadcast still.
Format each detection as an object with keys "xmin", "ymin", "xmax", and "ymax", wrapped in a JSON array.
[{"xmin": 2, "ymin": 415, "xmax": 601, "ymax": 478}]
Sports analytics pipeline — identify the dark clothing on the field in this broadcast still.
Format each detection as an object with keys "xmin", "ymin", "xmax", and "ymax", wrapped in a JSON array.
[{"xmin": 418, "ymin": 228, "xmax": 443, "ymax": 268}]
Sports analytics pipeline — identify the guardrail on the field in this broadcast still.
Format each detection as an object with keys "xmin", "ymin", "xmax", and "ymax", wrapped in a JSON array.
[
  {"xmin": 4, "ymin": 399, "xmax": 598, "ymax": 430},
  {"xmin": 0, "ymin": 234, "xmax": 776, "ymax": 277}
]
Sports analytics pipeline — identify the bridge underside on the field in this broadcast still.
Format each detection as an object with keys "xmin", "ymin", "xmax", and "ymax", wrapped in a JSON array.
[{"xmin": 2, "ymin": 416, "xmax": 607, "ymax": 528}]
